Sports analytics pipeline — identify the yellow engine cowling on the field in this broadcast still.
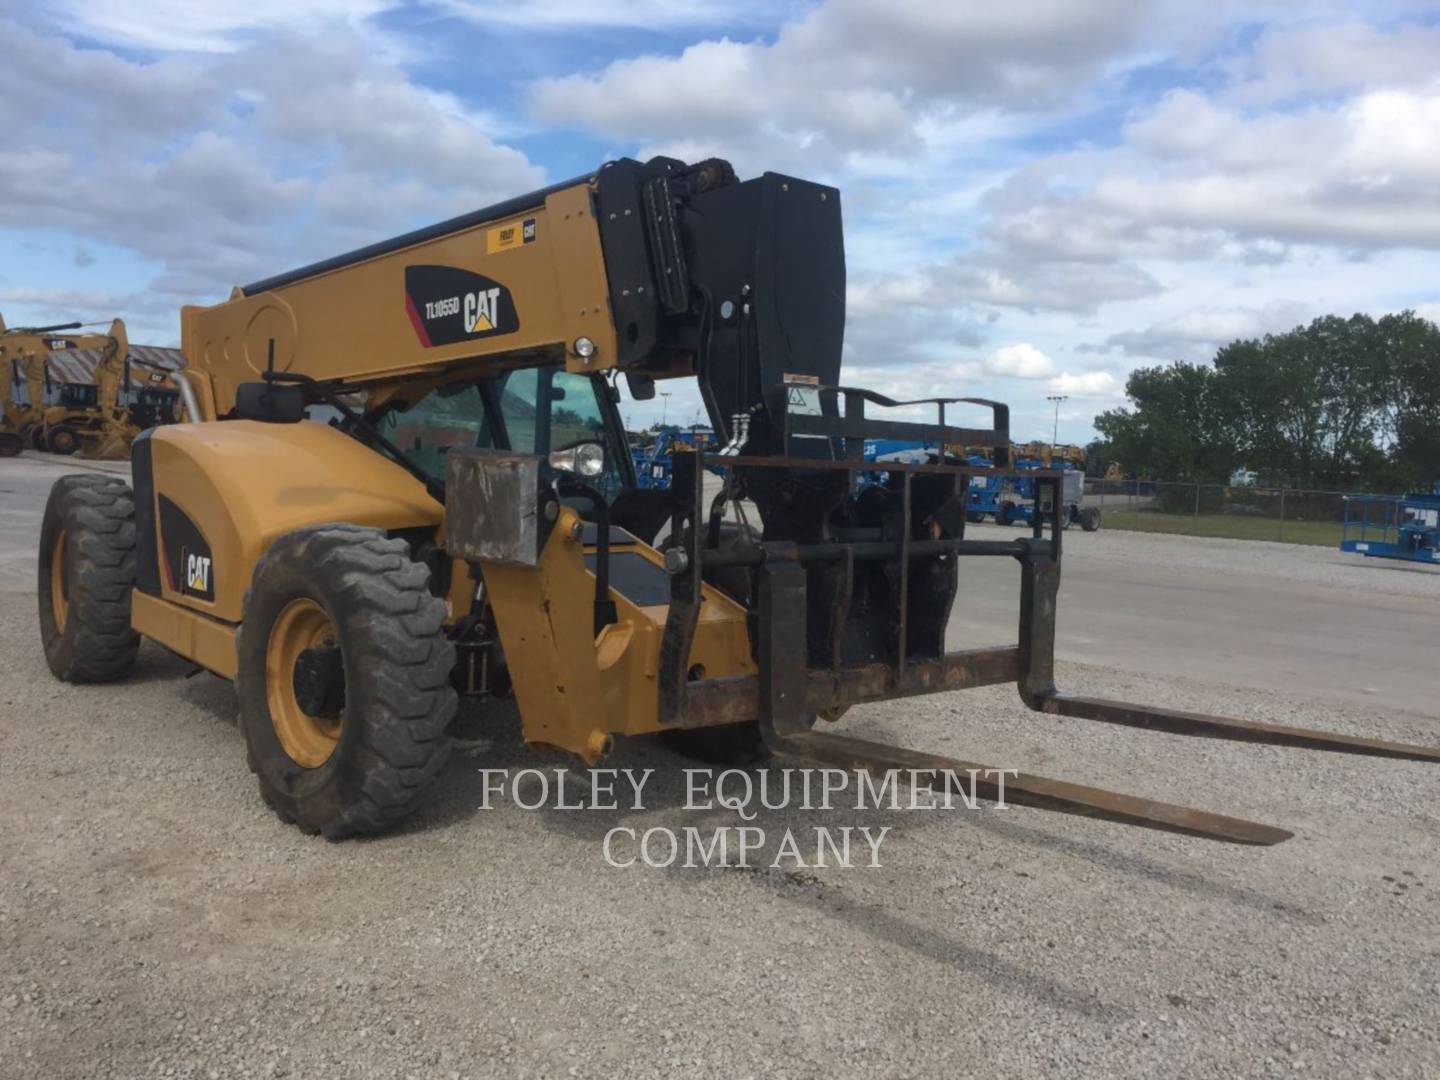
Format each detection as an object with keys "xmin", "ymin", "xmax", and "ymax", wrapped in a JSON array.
[{"xmin": 146, "ymin": 420, "xmax": 442, "ymax": 622}]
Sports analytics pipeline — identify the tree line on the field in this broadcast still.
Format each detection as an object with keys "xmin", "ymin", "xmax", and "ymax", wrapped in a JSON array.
[{"xmin": 1088, "ymin": 312, "xmax": 1440, "ymax": 491}]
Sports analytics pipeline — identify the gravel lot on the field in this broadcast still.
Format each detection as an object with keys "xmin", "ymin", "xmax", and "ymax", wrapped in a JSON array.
[{"xmin": 2, "ymin": 453, "xmax": 1438, "ymax": 1079}]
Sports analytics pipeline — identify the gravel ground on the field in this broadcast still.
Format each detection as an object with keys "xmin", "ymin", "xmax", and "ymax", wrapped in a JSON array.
[{"xmin": 2, "ymin": 454, "xmax": 1438, "ymax": 1079}]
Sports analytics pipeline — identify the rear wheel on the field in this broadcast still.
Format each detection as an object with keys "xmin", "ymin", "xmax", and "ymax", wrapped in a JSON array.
[
  {"xmin": 236, "ymin": 525, "xmax": 456, "ymax": 838},
  {"xmin": 48, "ymin": 425, "xmax": 80, "ymax": 455},
  {"xmin": 38, "ymin": 475, "xmax": 140, "ymax": 682},
  {"xmin": 0, "ymin": 432, "xmax": 21, "ymax": 457},
  {"xmin": 27, "ymin": 423, "xmax": 46, "ymax": 450},
  {"xmin": 1080, "ymin": 506, "xmax": 1102, "ymax": 532}
]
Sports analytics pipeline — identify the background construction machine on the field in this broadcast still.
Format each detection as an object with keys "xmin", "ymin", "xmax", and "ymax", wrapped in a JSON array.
[
  {"xmin": 36, "ymin": 156, "xmax": 1439, "ymax": 841},
  {"xmin": 1, "ymin": 313, "xmax": 70, "ymax": 455},
  {"xmin": 0, "ymin": 313, "xmax": 183, "ymax": 457}
]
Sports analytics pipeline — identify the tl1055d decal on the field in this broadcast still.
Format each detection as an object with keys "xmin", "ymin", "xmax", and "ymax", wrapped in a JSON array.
[{"xmin": 405, "ymin": 265, "xmax": 520, "ymax": 347}]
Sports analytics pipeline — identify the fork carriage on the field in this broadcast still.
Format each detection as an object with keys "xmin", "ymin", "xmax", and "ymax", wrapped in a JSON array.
[{"xmin": 641, "ymin": 383, "xmax": 1440, "ymax": 845}]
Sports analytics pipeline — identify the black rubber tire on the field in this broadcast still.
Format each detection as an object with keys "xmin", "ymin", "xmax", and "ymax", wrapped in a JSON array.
[
  {"xmin": 48, "ymin": 425, "xmax": 80, "ymax": 455},
  {"xmin": 0, "ymin": 432, "xmax": 21, "ymax": 457},
  {"xmin": 1080, "ymin": 507, "xmax": 1102, "ymax": 532},
  {"xmin": 38, "ymin": 475, "xmax": 140, "ymax": 682},
  {"xmin": 236, "ymin": 525, "xmax": 456, "ymax": 839},
  {"xmin": 27, "ymin": 423, "xmax": 46, "ymax": 450}
]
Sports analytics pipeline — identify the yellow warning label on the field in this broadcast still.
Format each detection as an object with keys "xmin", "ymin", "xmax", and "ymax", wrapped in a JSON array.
[{"xmin": 487, "ymin": 217, "xmax": 537, "ymax": 254}]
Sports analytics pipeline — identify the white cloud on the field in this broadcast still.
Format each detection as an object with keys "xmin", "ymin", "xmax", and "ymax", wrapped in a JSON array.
[
  {"xmin": 0, "ymin": 286, "xmax": 136, "ymax": 310},
  {"xmin": 0, "ymin": 21, "xmax": 543, "ymax": 314},
  {"xmin": 1048, "ymin": 371, "xmax": 1122, "ymax": 400},
  {"xmin": 1102, "ymin": 301, "xmax": 1313, "ymax": 361},
  {"xmin": 41, "ymin": 0, "xmax": 389, "ymax": 53},
  {"xmin": 848, "ymin": 254, "xmax": 1160, "ymax": 326},
  {"xmin": 441, "ymin": 0, "xmax": 782, "ymax": 31},
  {"xmin": 530, "ymin": 0, "xmax": 1146, "ymax": 171},
  {"xmin": 988, "ymin": 84, "xmax": 1440, "ymax": 263},
  {"xmin": 841, "ymin": 360, "xmax": 988, "ymax": 421},
  {"xmin": 1223, "ymin": 20, "xmax": 1440, "ymax": 105},
  {"xmin": 985, "ymin": 343, "xmax": 1055, "ymax": 379}
]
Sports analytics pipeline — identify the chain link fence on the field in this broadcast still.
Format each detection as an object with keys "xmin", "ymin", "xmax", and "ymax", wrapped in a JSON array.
[{"xmin": 1082, "ymin": 479, "xmax": 1365, "ymax": 546}]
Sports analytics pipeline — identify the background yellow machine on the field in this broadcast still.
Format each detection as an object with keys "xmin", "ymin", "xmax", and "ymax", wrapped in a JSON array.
[
  {"xmin": 0, "ymin": 313, "xmax": 67, "ymax": 455},
  {"xmin": 36, "ymin": 156, "xmax": 1440, "ymax": 841},
  {"xmin": 1, "ymin": 314, "xmax": 183, "ymax": 457}
]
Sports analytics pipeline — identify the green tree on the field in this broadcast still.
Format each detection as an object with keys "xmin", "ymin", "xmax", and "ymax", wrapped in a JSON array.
[
  {"xmin": 1094, "ymin": 311, "xmax": 1440, "ymax": 490},
  {"xmin": 1094, "ymin": 362, "xmax": 1238, "ymax": 482},
  {"xmin": 1377, "ymin": 311, "xmax": 1440, "ymax": 489}
]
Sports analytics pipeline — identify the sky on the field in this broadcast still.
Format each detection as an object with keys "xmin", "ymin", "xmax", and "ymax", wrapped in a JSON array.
[{"xmin": 3, "ymin": 0, "xmax": 1439, "ymax": 442}]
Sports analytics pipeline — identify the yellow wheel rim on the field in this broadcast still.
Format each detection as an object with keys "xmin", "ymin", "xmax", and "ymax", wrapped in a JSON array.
[
  {"xmin": 266, "ymin": 598, "xmax": 343, "ymax": 768},
  {"xmin": 50, "ymin": 529, "xmax": 68, "ymax": 633}
]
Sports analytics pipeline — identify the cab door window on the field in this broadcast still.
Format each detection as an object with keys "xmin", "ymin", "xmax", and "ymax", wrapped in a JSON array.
[{"xmin": 490, "ymin": 368, "xmax": 626, "ymax": 499}]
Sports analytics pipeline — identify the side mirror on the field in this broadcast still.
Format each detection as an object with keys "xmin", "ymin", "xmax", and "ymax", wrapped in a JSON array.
[
  {"xmin": 235, "ymin": 381, "xmax": 306, "ymax": 423},
  {"xmin": 626, "ymin": 373, "xmax": 657, "ymax": 401}
]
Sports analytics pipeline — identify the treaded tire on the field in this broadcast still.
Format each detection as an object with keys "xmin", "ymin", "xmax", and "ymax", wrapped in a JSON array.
[
  {"xmin": 48, "ymin": 425, "xmax": 80, "ymax": 455},
  {"xmin": 236, "ymin": 525, "xmax": 456, "ymax": 839},
  {"xmin": 38, "ymin": 474, "xmax": 140, "ymax": 682},
  {"xmin": 1080, "ymin": 506, "xmax": 1102, "ymax": 532}
]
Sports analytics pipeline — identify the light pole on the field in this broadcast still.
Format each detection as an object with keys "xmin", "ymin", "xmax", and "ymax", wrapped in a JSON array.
[
  {"xmin": 659, "ymin": 391, "xmax": 672, "ymax": 428},
  {"xmin": 1046, "ymin": 394, "xmax": 1068, "ymax": 449}
]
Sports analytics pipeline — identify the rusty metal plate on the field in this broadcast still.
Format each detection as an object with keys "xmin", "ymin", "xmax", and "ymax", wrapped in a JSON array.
[{"xmin": 445, "ymin": 448, "xmax": 544, "ymax": 567}]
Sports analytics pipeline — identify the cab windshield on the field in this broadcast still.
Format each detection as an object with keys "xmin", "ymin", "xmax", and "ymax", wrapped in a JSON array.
[{"xmin": 378, "ymin": 367, "xmax": 629, "ymax": 499}]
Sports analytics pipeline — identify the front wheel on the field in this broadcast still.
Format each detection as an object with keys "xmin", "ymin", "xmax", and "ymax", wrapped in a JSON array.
[
  {"xmin": 1080, "ymin": 507, "xmax": 1102, "ymax": 532},
  {"xmin": 236, "ymin": 525, "xmax": 456, "ymax": 838},
  {"xmin": 38, "ymin": 475, "xmax": 140, "ymax": 682},
  {"xmin": 48, "ymin": 425, "xmax": 80, "ymax": 455}
]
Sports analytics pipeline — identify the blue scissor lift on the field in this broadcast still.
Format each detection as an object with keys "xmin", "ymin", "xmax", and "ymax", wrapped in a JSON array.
[
  {"xmin": 861, "ymin": 441, "xmax": 1100, "ymax": 531},
  {"xmin": 631, "ymin": 426, "xmax": 719, "ymax": 490},
  {"xmin": 1341, "ymin": 485, "xmax": 1440, "ymax": 565}
]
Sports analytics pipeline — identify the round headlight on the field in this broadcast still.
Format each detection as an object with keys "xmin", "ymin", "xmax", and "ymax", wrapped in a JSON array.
[
  {"xmin": 573, "ymin": 441, "xmax": 605, "ymax": 477},
  {"xmin": 549, "ymin": 442, "xmax": 606, "ymax": 479},
  {"xmin": 573, "ymin": 336, "xmax": 596, "ymax": 360}
]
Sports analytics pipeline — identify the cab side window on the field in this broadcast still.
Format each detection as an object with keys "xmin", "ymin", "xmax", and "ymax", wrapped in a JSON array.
[{"xmin": 380, "ymin": 383, "xmax": 492, "ymax": 485}]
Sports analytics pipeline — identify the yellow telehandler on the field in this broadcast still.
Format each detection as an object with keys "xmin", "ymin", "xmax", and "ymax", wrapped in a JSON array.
[{"xmin": 36, "ymin": 156, "xmax": 1439, "ymax": 841}]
